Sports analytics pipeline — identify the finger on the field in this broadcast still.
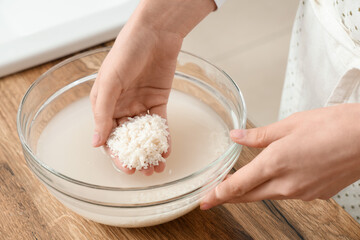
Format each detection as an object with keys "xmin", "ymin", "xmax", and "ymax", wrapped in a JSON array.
[
  {"xmin": 162, "ymin": 134, "xmax": 171, "ymax": 158},
  {"xmin": 92, "ymin": 78, "xmax": 119, "ymax": 147},
  {"xmin": 150, "ymin": 105, "xmax": 171, "ymax": 157},
  {"xmin": 200, "ymin": 154, "xmax": 271, "ymax": 210},
  {"xmin": 230, "ymin": 120, "xmax": 293, "ymax": 148},
  {"xmin": 103, "ymin": 146, "xmax": 136, "ymax": 175},
  {"xmin": 140, "ymin": 166, "xmax": 154, "ymax": 176},
  {"xmin": 149, "ymin": 104, "xmax": 167, "ymax": 119},
  {"xmin": 224, "ymin": 174, "xmax": 232, "ymax": 181},
  {"xmin": 90, "ymin": 78, "xmax": 98, "ymax": 113},
  {"xmin": 226, "ymin": 180, "xmax": 287, "ymax": 203},
  {"xmin": 154, "ymin": 162, "xmax": 166, "ymax": 173},
  {"xmin": 116, "ymin": 117, "xmax": 130, "ymax": 127},
  {"xmin": 113, "ymin": 160, "xmax": 136, "ymax": 175}
]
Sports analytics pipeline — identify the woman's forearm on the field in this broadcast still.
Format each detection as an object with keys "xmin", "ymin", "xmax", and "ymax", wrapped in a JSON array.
[{"xmin": 132, "ymin": 0, "xmax": 216, "ymax": 38}]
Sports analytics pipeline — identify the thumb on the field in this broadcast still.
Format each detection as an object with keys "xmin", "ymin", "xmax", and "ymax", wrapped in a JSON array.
[
  {"xmin": 92, "ymin": 85, "xmax": 117, "ymax": 147},
  {"xmin": 230, "ymin": 121, "xmax": 290, "ymax": 148},
  {"xmin": 200, "ymin": 177, "xmax": 234, "ymax": 210}
]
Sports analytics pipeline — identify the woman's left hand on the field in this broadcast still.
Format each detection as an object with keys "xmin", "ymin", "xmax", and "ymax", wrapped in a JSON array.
[{"xmin": 201, "ymin": 103, "xmax": 360, "ymax": 210}]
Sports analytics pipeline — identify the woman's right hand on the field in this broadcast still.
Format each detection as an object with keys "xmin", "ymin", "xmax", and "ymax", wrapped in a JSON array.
[{"xmin": 90, "ymin": 0, "xmax": 216, "ymax": 175}]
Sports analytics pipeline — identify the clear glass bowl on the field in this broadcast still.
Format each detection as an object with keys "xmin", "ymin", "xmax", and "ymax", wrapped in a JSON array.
[{"xmin": 17, "ymin": 48, "xmax": 246, "ymax": 227}]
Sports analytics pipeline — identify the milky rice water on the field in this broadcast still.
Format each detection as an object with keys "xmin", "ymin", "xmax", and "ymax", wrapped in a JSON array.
[{"xmin": 36, "ymin": 89, "xmax": 231, "ymax": 226}]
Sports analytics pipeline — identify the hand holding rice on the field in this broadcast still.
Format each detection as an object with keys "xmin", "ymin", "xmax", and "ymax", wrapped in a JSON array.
[{"xmin": 106, "ymin": 114, "xmax": 169, "ymax": 170}]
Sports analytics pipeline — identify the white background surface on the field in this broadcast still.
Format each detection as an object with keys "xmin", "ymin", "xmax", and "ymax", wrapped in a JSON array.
[
  {"xmin": 0, "ymin": 0, "xmax": 139, "ymax": 77},
  {"xmin": 182, "ymin": 0, "xmax": 299, "ymax": 125}
]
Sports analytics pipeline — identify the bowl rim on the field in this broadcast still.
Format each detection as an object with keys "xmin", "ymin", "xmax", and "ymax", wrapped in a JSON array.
[{"xmin": 17, "ymin": 47, "xmax": 247, "ymax": 191}]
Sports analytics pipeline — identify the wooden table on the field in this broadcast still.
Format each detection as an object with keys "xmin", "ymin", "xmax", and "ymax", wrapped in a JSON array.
[{"xmin": 1, "ymin": 43, "xmax": 360, "ymax": 240}]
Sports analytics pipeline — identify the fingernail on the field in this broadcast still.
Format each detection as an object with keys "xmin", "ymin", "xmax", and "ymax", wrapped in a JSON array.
[
  {"xmin": 200, "ymin": 203, "xmax": 212, "ymax": 210},
  {"xmin": 92, "ymin": 132, "xmax": 101, "ymax": 147},
  {"xmin": 230, "ymin": 129, "xmax": 246, "ymax": 139}
]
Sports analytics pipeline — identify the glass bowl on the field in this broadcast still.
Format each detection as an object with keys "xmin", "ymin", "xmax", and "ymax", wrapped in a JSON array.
[{"xmin": 17, "ymin": 48, "xmax": 246, "ymax": 227}]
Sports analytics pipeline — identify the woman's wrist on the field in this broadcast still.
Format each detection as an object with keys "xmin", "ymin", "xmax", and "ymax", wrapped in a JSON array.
[{"xmin": 133, "ymin": 0, "xmax": 216, "ymax": 38}]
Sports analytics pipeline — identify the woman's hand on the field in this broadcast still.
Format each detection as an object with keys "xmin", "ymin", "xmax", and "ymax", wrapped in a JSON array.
[
  {"xmin": 90, "ymin": 0, "xmax": 216, "ymax": 175},
  {"xmin": 201, "ymin": 103, "xmax": 360, "ymax": 209}
]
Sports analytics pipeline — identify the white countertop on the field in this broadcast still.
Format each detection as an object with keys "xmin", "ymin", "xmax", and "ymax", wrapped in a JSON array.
[{"xmin": 0, "ymin": 0, "xmax": 139, "ymax": 77}]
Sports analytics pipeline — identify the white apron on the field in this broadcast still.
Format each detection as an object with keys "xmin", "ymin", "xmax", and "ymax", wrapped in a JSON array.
[{"xmin": 279, "ymin": 0, "xmax": 360, "ymax": 222}]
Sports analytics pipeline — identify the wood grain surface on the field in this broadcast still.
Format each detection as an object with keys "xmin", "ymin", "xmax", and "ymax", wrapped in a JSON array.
[{"xmin": 1, "ymin": 43, "xmax": 360, "ymax": 239}]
